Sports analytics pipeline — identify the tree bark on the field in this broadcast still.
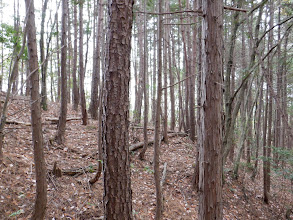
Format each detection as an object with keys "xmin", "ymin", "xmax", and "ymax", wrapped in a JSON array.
[
  {"xmin": 163, "ymin": 0, "xmax": 168, "ymax": 144},
  {"xmin": 40, "ymin": 0, "xmax": 49, "ymax": 111},
  {"xmin": 198, "ymin": 0, "xmax": 223, "ymax": 218},
  {"xmin": 154, "ymin": 0, "xmax": 163, "ymax": 218},
  {"xmin": 139, "ymin": 0, "xmax": 149, "ymax": 160},
  {"xmin": 79, "ymin": 0, "xmax": 88, "ymax": 125},
  {"xmin": 25, "ymin": 0, "xmax": 47, "ymax": 218},
  {"xmin": 169, "ymin": 28, "xmax": 175, "ymax": 131},
  {"xmin": 102, "ymin": 0, "xmax": 133, "ymax": 218},
  {"xmin": 72, "ymin": 1, "xmax": 79, "ymax": 111},
  {"xmin": 55, "ymin": 0, "xmax": 68, "ymax": 145},
  {"xmin": 193, "ymin": 0, "xmax": 201, "ymax": 191}
]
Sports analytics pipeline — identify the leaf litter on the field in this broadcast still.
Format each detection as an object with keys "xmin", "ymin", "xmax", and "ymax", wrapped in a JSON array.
[{"xmin": 0, "ymin": 95, "xmax": 292, "ymax": 219}]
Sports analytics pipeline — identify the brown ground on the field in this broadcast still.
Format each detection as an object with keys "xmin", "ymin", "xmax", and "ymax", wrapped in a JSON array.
[{"xmin": 0, "ymin": 94, "xmax": 292, "ymax": 219}]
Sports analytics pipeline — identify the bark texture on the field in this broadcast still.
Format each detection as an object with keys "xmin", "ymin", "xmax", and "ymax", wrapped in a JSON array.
[
  {"xmin": 198, "ymin": 0, "xmax": 223, "ymax": 218},
  {"xmin": 102, "ymin": 0, "xmax": 133, "ymax": 218},
  {"xmin": 25, "ymin": 0, "xmax": 47, "ymax": 218}
]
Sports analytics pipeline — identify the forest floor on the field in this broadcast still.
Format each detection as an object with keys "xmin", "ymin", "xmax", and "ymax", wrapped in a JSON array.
[{"xmin": 0, "ymin": 93, "xmax": 292, "ymax": 219}]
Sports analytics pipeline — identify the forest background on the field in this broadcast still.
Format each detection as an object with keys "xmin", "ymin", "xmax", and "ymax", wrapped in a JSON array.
[{"xmin": 0, "ymin": 0, "xmax": 292, "ymax": 219}]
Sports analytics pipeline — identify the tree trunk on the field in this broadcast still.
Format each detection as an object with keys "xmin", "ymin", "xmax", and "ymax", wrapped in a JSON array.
[
  {"xmin": 67, "ymin": 3, "xmax": 71, "ymax": 104},
  {"xmin": 72, "ymin": 1, "xmax": 79, "ymax": 111},
  {"xmin": 55, "ymin": 0, "xmax": 68, "ymax": 145},
  {"xmin": 139, "ymin": 0, "xmax": 149, "ymax": 160},
  {"xmin": 163, "ymin": 1, "xmax": 168, "ymax": 144},
  {"xmin": 56, "ymin": 10, "xmax": 61, "ymax": 101},
  {"xmin": 154, "ymin": 0, "xmax": 163, "ymax": 218},
  {"xmin": 198, "ymin": 0, "xmax": 223, "ymax": 218},
  {"xmin": 102, "ymin": 0, "xmax": 133, "ymax": 218},
  {"xmin": 169, "ymin": 28, "xmax": 175, "ymax": 131},
  {"xmin": 12, "ymin": 0, "xmax": 19, "ymax": 95},
  {"xmin": 274, "ymin": 0, "xmax": 281, "ymax": 165},
  {"xmin": 189, "ymin": 0, "xmax": 197, "ymax": 143},
  {"xmin": 252, "ymin": 61, "xmax": 264, "ymax": 179},
  {"xmin": 134, "ymin": 12, "xmax": 144, "ymax": 125},
  {"xmin": 89, "ymin": 0, "xmax": 103, "ymax": 119},
  {"xmin": 79, "ymin": 0, "xmax": 88, "ymax": 125},
  {"xmin": 25, "ymin": 0, "xmax": 47, "ymax": 218},
  {"xmin": 40, "ymin": 0, "xmax": 49, "ymax": 111},
  {"xmin": 264, "ymin": 0, "xmax": 274, "ymax": 203},
  {"xmin": 193, "ymin": 0, "xmax": 201, "ymax": 191},
  {"xmin": 151, "ymin": 20, "xmax": 157, "ymax": 125}
]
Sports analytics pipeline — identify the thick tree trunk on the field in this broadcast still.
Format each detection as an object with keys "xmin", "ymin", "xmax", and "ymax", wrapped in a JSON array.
[
  {"xmin": 25, "ymin": 0, "xmax": 47, "ymax": 218},
  {"xmin": 102, "ymin": 0, "xmax": 133, "ymax": 218},
  {"xmin": 198, "ymin": 0, "xmax": 223, "ymax": 218}
]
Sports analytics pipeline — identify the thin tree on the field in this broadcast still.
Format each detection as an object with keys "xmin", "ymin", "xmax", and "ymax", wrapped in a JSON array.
[
  {"xmin": 25, "ymin": 0, "xmax": 47, "ymax": 218},
  {"xmin": 55, "ymin": 0, "xmax": 68, "ymax": 144},
  {"xmin": 134, "ymin": 9, "xmax": 144, "ymax": 125},
  {"xmin": 102, "ymin": 0, "xmax": 133, "ymax": 218},
  {"xmin": 12, "ymin": 0, "xmax": 20, "ymax": 95},
  {"xmin": 72, "ymin": 0, "xmax": 79, "ymax": 110},
  {"xmin": 198, "ymin": 0, "xmax": 223, "ymax": 218},
  {"xmin": 89, "ymin": 0, "xmax": 103, "ymax": 119},
  {"xmin": 40, "ymin": 0, "xmax": 49, "ymax": 110},
  {"xmin": 162, "ymin": 0, "xmax": 168, "ymax": 144},
  {"xmin": 139, "ymin": 0, "xmax": 149, "ymax": 160},
  {"xmin": 0, "ymin": 0, "xmax": 27, "ymax": 164},
  {"xmin": 79, "ymin": 0, "xmax": 87, "ymax": 125},
  {"xmin": 154, "ymin": 0, "xmax": 163, "ymax": 218},
  {"xmin": 56, "ymin": 6, "xmax": 61, "ymax": 101},
  {"xmin": 193, "ymin": 0, "xmax": 201, "ymax": 190}
]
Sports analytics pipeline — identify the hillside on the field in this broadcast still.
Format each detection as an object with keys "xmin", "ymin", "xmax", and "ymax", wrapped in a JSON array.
[{"xmin": 0, "ymin": 94, "xmax": 292, "ymax": 219}]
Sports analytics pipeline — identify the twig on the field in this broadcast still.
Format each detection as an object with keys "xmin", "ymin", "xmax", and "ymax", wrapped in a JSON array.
[
  {"xmin": 134, "ymin": 9, "xmax": 203, "ymax": 16},
  {"xmin": 224, "ymin": 5, "xmax": 248, "ymax": 12},
  {"xmin": 162, "ymin": 73, "xmax": 197, "ymax": 90}
]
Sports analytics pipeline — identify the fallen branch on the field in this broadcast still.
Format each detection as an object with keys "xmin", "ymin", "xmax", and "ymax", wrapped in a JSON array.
[
  {"xmin": 49, "ymin": 164, "xmax": 99, "ymax": 176},
  {"xmin": 45, "ymin": 117, "xmax": 82, "ymax": 124},
  {"xmin": 130, "ymin": 138, "xmax": 156, "ymax": 152},
  {"xmin": 89, "ymin": 160, "xmax": 102, "ymax": 185},
  {"xmin": 129, "ymin": 132, "xmax": 188, "ymax": 152},
  {"xmin": 131, "ymin": 126, "xmax": 190, "ymax": 134},
  {"xmin": 6, "ymin": 120, "xmax": 31, "ymax": 126}
]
